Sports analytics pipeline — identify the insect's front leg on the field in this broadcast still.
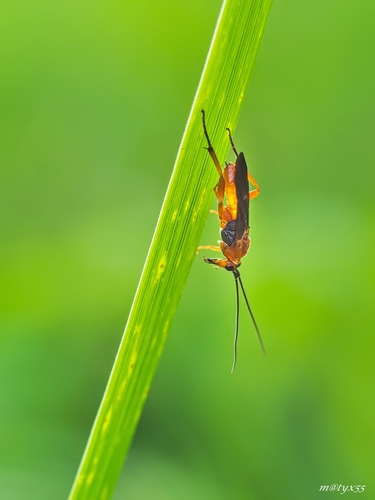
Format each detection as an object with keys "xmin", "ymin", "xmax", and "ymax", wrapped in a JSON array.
[{"xmin": 203, "ymin": 257, "xmax": 230, "ymax": 269}]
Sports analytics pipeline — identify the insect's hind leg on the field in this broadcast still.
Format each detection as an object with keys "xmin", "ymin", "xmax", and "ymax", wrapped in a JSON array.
[
  {"xmin": 225, "ymin": 125, "xmax": 261, "ymax": 201},
  {"xmin": 201, "ymin": 110, "xmax": 223, "ymax": 177},
  {"xmin": 226, "ymin": 127, "xmax": 239, "ymax": 157}
]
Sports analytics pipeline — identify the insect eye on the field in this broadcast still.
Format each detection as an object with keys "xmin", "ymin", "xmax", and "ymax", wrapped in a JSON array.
[{"xmin": 225, "ymin": 263, "xmax": 235, "ymax": 271}]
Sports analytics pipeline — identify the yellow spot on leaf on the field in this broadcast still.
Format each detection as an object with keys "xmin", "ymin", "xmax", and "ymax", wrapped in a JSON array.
[
  {"xmin": 117, "ymin": 380, "xmax": 127, "ymax": 402},
  {"xmin": 100, "ymin": 486, "xmax": 109, "ymax": 500},
  {"xmin": 175, "ymin": 254, "xmax": 181, "ymax": 269},
  {"xmin": 155, "ymin": 253, "xmax": 167, "ymax": 281},
  {"xmin": 102, "ymin": 408, "xmax": 112, "ymax": 433},
  {"xmin": 134, "ymin": 324, "xmax": 141, "ymax": 335}
]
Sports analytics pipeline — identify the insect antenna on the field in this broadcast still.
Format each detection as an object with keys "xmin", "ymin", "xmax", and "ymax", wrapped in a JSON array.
[
  {"xmin": 232, "ymin": 270, "xmax": 266, "ymax": 372},
  {"xmin": 232, "ymin": 274, "xmax": 240, "ymax": 373}
]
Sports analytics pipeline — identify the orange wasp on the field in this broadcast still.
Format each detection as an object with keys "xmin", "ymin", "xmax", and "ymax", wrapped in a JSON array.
[{"xmin": 198, "ymin": 110, "xmax": 265, "ymax": 371}]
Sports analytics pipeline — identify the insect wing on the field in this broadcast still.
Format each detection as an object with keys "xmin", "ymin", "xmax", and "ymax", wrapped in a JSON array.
[{"xmin": 234, "ymin": 152, "xmax": 250, "ymax": 239}]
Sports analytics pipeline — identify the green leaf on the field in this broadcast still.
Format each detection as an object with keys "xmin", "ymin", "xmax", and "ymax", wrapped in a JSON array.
[{"xmin": 68, "ymin": 0, "xmax": 273, "ymax": 498}]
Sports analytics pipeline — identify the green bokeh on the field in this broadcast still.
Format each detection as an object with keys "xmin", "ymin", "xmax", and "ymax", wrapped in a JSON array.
[{"xmin": 1, "ymin": 1, "xmax": 374, "ymax": 499}]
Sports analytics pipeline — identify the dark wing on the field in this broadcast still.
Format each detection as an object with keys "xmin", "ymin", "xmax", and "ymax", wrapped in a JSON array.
[{"xmin": 234, "ymin": 152, "xmax": 249, "ymax": 239}]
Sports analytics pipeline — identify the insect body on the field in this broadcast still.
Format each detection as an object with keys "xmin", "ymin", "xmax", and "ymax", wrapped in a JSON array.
[{"xmin": 199, "ymin": 110, "xmax": 265, "ymax": 371}]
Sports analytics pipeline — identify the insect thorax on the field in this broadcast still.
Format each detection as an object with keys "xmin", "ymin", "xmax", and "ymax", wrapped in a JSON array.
[{"xmin": 221, "ymin": 220, "xmax": 236, "ymax": 247}]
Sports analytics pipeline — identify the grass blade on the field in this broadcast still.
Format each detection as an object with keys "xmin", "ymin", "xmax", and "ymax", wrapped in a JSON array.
[{"xmin": 69, "ymin": 0, "xmax": 273, "ymax": 498}]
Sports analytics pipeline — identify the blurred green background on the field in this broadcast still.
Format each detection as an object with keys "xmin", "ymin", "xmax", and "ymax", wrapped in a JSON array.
[{"xmin": 1, "ymin": 0, "xmax": 374, "ymax": 498}]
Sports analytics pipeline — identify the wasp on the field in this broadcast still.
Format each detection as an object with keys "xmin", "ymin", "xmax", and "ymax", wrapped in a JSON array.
[{"xmin": 198, "ymin": 110, "xmax": 265, "ymax": 371}]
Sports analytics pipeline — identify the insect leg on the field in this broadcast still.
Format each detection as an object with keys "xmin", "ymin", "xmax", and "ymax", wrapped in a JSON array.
[
  {"xmin": 226, "ymin": 123, "xmax": 260, "ymax": 200},
  {"xmin": 203, "ymin": 257, "xmax": 229, "ymax": 269},
  {"xmin": 213, "ymin": 177, "xmax": 225, "ymax": 222},
  {"xmin": 248, "ymin": 172, "xmax": 260, "ymax": 200},
  {"xmin": 201, "ymin": 110, "xmax": 223, "ymax": 177},
  {"xmin": 196, "ymin": 245, "xmax": 222, "ymax": 255},
  {"xmin": 226, "ymin": 127, "xmax": 239, "ymax": 157}
]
